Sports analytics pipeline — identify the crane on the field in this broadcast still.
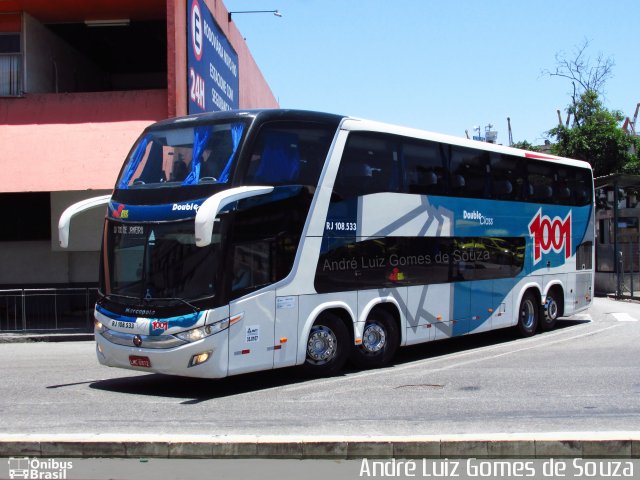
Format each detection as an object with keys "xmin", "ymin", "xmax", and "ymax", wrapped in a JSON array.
[{"xmin": 622, "ymin": 102, "xmax": 639, "ymax": 135}]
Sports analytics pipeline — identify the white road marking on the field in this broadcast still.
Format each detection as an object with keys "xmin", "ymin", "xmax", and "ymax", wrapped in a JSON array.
[{"xmin": 610, "ymin": 312, "xmax": 638, "ymax": 322}]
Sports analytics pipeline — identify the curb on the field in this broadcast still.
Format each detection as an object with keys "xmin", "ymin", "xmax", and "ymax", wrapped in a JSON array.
[
  {"xmin": 0, "ymin": 333, "xmax": 93, "ymax": 344},
  {"xmin": 1, "ymin": 433, "xmax": 638, "ymax": 459}
]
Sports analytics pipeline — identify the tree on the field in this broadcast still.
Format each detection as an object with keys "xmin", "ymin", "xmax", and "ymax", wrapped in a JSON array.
[
  {"xmin": 547, "ymin": 90, "xmax": 638, "ymax": 177},
  {"xmin": 544, "ymin": 41, "xmax": 639, "ymax": 177},
  {"xmin": 511, "ymin": 140, "xmax": 539, "ymax": 152},
  {"xmin": 543, "ymin": 39, "xmax": 614, "ymax": 109}
]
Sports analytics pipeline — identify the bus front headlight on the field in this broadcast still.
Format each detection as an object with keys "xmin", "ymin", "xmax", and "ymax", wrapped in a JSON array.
[
  {"xmin": 95, "ymin": 318, "xmax": 107, "ymax": 334},
  {"xmin": 174, "ymin": 318, "xmax": 229, "ymax": 343}
]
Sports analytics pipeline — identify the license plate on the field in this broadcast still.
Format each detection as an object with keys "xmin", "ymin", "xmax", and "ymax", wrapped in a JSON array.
[{"xmin": 129, "ymin": 355, "xmax": 151, "ymax": 368}]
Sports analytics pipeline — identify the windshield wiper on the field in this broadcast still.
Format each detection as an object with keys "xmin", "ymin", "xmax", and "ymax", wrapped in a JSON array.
[{"xmin": 101, "ymin": 293, "xmax": 141, "ymax": 303}]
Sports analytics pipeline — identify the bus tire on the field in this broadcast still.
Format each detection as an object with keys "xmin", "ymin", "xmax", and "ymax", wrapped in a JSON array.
[
  {"xmin": 540, "ymin": 288, "xmax": 562, "ymax": 331},
  {"xmin": 517, "ymin": 291, "xmax": 539, "ymax": 337},
  {"xmin": 350, "ymin": 309, "xmax": 399, "ymax": 369},
  {"xmin": 303, "ymin": 313, "xmax": 349, "ymax": 376}
]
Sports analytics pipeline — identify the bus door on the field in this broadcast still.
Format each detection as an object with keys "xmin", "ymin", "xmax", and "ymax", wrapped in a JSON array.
[
  {"xmin": 273, "ymin": 295, "xmax": 299, "ymax": 368},
  {"xmin": 228, "ymin": 292, "xmax": 276, "ymax": 376}
]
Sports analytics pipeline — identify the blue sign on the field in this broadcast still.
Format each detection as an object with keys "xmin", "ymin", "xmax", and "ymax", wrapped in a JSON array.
[{"xmin": 187, "ymin": 0, "xmax": 239, "ymax": 113}]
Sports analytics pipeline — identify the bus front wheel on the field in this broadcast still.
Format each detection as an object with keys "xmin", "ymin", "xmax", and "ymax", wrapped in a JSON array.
[
  {"xmin": 517, "ymin": 291, "xmax": 539, "ymax": 337},
  {"xmin": 303, "ymin": 313, "xmax": 349, "ymax": 376},
  {"xmin": 350, "ymin": 309, "xmax": 399, "ymax": 369}
]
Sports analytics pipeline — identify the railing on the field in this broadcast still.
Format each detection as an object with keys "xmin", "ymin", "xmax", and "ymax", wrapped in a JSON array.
[
  {"xmin": 0, "ymin": 53, "xmax": 22, "ymax": 96},
  {"xmin": 614, "ymin": 240, "xmax": 640, "ymax": 298},
  {"xmin": 0, "ymin": 288, "xmax": 98, "ymax": 332}
]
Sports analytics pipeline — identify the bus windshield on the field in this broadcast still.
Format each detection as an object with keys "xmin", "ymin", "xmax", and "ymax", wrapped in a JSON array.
[
  {"xmin": 104, "ymin": 220, "xmax": 221, "ymax": 303},
  {"xmin": 116, "ymin": 121, "xmax": 247, "ymax": 189}
]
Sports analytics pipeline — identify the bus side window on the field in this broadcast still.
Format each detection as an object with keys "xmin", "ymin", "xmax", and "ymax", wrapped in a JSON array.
[
  {"xmin": 251, "ymin": 131, "xmax": 301, "ymax": 184},
  {"xmin": 490, "ymin": 153, "xmax": 521, "ymax": 201},
  {"xmin": 570, "ymin": 168, "xmax": 593, "ymax": 206},
  {"xmin": 526, "ymin": 160, "xmax": 554, "ymax": 203},
  {"xmin": 245, "ymin": 123, "xmax": 334, "ymax": 187},
  {"xmin": 231, "ymin": 242, "xmax": 271, "ymax": 292},
  {"xmin": 553, "ymin": 168, "xmax": 572, "ymax": 204},
  {"xmin": 334, "ymin": 133, "xmax": 398, "ymax": 199},
  {"xmin": 449, "ymin": 147, "xmax": 489, "ymax": 198},
  {"xmin": 401, "ymin": 140, "xmax": 445, "ymax": 195}
]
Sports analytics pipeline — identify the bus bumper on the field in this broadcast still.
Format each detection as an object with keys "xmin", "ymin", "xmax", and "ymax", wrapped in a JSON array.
[{"xmin": 95, "ymin": 331, "xmax": 229, "ymax": 379}]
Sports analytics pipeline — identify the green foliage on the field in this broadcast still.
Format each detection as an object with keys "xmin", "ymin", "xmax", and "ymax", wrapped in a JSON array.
[
  {"xmin": 511, "ymin": 140, "xmax": 540, "ymax": 152},
  {"xmin": 547, "ymin": 90, "xmax": 638, "ymax": 177}
]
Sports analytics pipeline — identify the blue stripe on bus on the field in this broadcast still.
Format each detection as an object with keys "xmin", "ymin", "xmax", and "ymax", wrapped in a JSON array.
[{"xmin": 96, "ymin": 304, "xmax": 203, "ymax": 334}]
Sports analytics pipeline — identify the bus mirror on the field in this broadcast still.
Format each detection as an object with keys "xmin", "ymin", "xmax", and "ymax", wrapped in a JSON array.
[
  {"xmin": 195, "ymin": 186, "xmax": 274, "ymax": 247},
  {"xmin": 58, "ymin": 195, "xmax": 111, "ymax": 248}
]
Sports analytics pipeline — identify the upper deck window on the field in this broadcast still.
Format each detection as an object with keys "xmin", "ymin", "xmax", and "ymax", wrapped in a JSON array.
[
  {"xmin": 243, "ymin": 122, "xmax": 336, "ymax": 187},
  {"xmin": 116, "ymin": 121, "xmax": 246, "ymax": 189}
]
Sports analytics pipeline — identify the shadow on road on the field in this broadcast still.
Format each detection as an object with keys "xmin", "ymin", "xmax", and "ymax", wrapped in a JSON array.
[{"xmin": 87, "ymin": 317, "xmax": 590, "ymax": 404}]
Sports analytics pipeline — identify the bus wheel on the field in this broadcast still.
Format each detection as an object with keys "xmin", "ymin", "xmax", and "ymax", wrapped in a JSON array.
[
  {"xmin": 517, "ymin": 291, "xmax": 538, "ymax": 337},
  {"xmin": 304, "ymin": 313, "xmax": 349, "ymax": 376},
  {"xmin": 350, "ymin": 309, "xmax": 399, "ymax": 369},
  {"xmin": 540, "ymin": 289, "xmax": 562, "ymax": 331}
]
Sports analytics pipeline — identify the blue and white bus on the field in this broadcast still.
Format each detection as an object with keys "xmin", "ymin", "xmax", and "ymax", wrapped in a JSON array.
[{"xmin": 59, "ymin": 110, "xmax": 594, "ymax": 378}]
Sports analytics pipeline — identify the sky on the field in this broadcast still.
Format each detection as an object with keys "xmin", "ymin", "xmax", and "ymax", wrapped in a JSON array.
[{"xmin": 224, "ymin": 0, "xmax": 639, "ymax": 146}]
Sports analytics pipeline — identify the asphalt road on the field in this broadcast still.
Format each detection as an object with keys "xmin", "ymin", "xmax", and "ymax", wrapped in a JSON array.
[{"xmin": 1, "ymin": 297, "xmax": 639, "ymax": 437}]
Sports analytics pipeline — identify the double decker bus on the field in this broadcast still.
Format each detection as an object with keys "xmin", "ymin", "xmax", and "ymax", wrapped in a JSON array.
[{"xmin": 59, "ymin": 110, "xmax": 594, "ymax": 378}]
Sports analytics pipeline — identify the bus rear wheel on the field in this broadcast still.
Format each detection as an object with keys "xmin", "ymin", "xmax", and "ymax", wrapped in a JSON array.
[
  {"xmin": 303, "ymin": 313, "xmax": 349, "ymax": 376},
  {"xmin": 540, "ymin": 288, "xmax": 562, "ymax": 331},
  {"xmin": 517, "ymin": 291, "xmax": 539, "ymax": 337},
  {"xmin": 350, "ymin": 309, "xmax": 399, "ymax": 369}
]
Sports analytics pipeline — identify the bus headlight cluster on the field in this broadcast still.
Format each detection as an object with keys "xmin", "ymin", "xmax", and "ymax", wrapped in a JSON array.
[
  {"xmin": 174, "ymin": 318, "xmax": 229, "ymax": 343},
  {"xmin": 94, "ymin": 318, "xmax": 107, "ymax": 334}
]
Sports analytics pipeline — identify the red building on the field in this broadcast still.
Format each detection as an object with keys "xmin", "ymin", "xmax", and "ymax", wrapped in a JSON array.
[{"xmin": 0, "ymin": 0, "xmax": 277, "ymax": 329}]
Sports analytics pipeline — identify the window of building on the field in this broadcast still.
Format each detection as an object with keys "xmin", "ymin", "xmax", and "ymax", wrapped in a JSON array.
[
  {"xmin": 0, "ymin": 192, "xmax": 50, "ymax": 241},
  {"xmin": 0, "ymin": 33, "xmax": 22, "ymax": 96}
]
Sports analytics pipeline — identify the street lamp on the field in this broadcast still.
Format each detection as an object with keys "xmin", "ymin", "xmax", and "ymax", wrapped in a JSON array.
[{"xmin": 228, "ymin": 10, "xmax": 282, "ymax": 22}]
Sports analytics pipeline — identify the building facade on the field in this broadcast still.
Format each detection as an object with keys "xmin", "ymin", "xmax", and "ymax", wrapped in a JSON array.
[{"xmin": 0, "ymin": 0, "xmax": 277, "ymax": 329}]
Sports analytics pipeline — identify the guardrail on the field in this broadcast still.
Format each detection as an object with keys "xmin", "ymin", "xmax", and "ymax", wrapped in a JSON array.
[{"xmin": 0, "ymin": 288, "xmax": 98, "ymax": 332}]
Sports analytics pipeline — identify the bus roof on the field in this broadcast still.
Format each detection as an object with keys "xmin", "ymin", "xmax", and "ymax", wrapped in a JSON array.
[
  {"xmin": 341, "ymin": 117, "xmax": 592, "ymax": 171},
  {"xmin": 147, "ymin": 109, "xmax": 591, "ymax": 172}
]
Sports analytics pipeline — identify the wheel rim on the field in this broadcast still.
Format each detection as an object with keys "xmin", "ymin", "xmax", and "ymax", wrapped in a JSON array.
[
  {"xmin": 362, "ymin": 323, "xmax": 386, "ymax": 353},
  {"xmin": 545, "ymin": 297, "xmax": 558, "ymax": 321},
  {"xmin": 520, "ymin": 298, "xmax": 536, "ymax": 330},
  {"xmin": 306, "ymin": 325, "xmax": 337, "ymax": 365}
]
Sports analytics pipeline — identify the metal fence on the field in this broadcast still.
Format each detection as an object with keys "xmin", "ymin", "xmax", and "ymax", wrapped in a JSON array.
[
  {"xmin": 0, "ymin": 288, "xmax": 98, "ymax": 332},
  {"xmin": 619, "ymin": 241, "xmax": 640, "ymax": 298}
]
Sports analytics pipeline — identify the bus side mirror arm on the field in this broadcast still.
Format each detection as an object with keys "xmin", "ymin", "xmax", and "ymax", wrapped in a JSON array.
[
  {"xmin": 58, "ymin": 195, "xmax": 112, "ymax": 248},
  {"xmin": 195, "ymin": 186, "xmax": 274, "ymax": 247}
]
